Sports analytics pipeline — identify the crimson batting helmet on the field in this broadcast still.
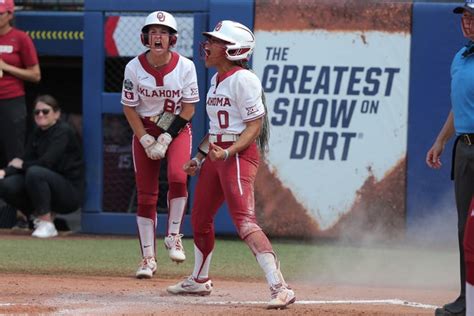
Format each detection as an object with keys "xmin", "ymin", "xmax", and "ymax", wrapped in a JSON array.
[
  {"xmin": 203, "ymin": 20, "xmax": 256, "ymax": 61},
  {"xmin": 141, "ymin": 11, "xmax": 178, "ymax": 47}
]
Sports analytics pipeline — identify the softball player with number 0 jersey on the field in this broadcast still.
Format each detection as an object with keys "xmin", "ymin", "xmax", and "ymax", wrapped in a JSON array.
[{"xmin": 166, "ymin": 20, "xmax": 296, "ymax": 309}]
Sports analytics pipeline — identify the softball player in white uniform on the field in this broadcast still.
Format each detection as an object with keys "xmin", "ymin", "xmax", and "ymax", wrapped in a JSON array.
[
  {"xmin": 166, "ymin": 20, "xmax": 296, "ymax": 309},
  {"xmin": 121, "ymin": 11, "xmax": 199, "ymax": 279}
]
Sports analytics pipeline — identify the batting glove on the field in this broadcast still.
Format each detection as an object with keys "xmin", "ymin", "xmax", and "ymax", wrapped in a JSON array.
[
  {"xmin": 139, "ymin": 134, "xmax": 160, "ymax": 160},
  {"xmin": 149, "ymin": 132, "xmax": 173, "ymax": 159}
]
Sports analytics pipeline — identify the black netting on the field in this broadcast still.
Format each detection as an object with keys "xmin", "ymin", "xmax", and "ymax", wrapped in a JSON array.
[
  {"xmin": 105, "ymin": 57, "xmax": 132, "ymax": 92},
  {"xmin": 102, "ymin": 114, "xmax": 170, "ymax": 213}
]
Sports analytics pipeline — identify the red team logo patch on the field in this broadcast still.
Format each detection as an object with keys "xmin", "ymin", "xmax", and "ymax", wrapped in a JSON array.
[
  {"xmin": 215, "ymin": 21, "xmax": 222, "ymax": 31},
  {"xmin": 125, "ymin": 91, "xmax": 134, "ymax": 100},
  {"xmin": 157, "ymin": 12, "xmax": 165, "ymax": 22}
]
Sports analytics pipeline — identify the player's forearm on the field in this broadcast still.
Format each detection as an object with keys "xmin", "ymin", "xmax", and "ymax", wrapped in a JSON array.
[
  {"xmin": 179, "ymin": 102, "xmax": 195, "ymax": 121},
  {"xmin": 123, "ymin": 105, "xmax": 147, "ymax": 138},
  {"xmin": 227, "ymin": 119, "xmax": 261, "ymax": 156},
  {"xmin": 194, "ymin": 151, "xmax": 206, "ymax": 161}
]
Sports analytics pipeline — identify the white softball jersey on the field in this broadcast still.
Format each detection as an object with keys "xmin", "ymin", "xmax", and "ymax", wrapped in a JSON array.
[
  {"xmin": 121, "ymin": 51, "xmax": 200, "ymax": 117},
  {"xmin": 206, "ymin": 68, "xmax": 265, "ymax": 135}
]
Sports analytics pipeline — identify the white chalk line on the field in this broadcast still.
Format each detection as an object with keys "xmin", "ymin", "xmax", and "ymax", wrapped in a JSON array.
[
  {"xmin": 202, "ymin": 299, "xmax": 438, "ymax": 309},
  {"xmin": 1, "ymin": 299, "xmax": 439, "ymax": 310}
]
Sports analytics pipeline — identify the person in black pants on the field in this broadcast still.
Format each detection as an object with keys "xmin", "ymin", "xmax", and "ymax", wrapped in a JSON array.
[
  {"xmin": 426, "ymin": 2, "xmax": 474, "ymax": 315},
  {"xmin": 0, "ymin": 95, "xmax": 84, "ymax": 238}
]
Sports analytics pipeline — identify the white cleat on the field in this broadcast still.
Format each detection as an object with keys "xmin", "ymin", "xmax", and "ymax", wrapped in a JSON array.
[
  {"xmin": 167, "ymin": 276, "xmax": 213, "ymax": 296},
  {"xmin": 135, "ymin": 257, "xmax": 157, "ymax": 279},
  {"xmin": 267, "ymin": 284, "xmax": 296, "ymax": 309},
  {"xmin": 31, "ymin": 220, "xmax": 58, "ymax": 238},
  {"xmin": 164, "ymin": 234, "xmax": 186, "ymax": 263}
]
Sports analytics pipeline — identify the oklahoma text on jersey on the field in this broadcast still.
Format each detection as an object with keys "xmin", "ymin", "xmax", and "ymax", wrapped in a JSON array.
[
  {"xmin": 138, "ymin": 87, "xmax": 181, "ymax": 98},
  {"xmin": 207, "ymin": 97, "xmax": 231, "ymax": 107}
]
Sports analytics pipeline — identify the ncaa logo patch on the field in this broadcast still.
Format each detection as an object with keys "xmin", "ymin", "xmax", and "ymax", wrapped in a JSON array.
[
  {"xmin": 157, "ymin": 11, "xmax": 165, "ymax": 22},
  {"xmin": 123, "ymin": 79, "xmax": 134, "ymax": 91}
]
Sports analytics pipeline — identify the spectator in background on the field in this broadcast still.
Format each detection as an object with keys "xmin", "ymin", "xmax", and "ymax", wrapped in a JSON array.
[
  {"xmin": 0, "ymin": 95, "xmax": 84, "ymax": 238},
  {"xmin": 426, "ymin": 1, "xmax": 474, "ymax": 315},
  {"xmin": 0, "ymin": 0, "xmax": 41, "ymax": 168}
]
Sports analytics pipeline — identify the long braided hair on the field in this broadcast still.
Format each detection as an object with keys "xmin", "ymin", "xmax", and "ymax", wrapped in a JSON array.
[{"xmin": 234, "ymin": 60, "xmax": 270, "ymax": 156}]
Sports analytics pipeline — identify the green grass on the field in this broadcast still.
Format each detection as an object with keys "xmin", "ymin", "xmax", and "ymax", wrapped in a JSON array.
[{"xmin": 0, "ymin": 235, "xmax": 458, "ymax": 288}]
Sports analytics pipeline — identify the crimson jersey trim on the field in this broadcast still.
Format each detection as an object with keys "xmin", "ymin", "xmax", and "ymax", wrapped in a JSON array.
[
  {"xmin": 138, "ymin": 51, "xmax": 180, "ymax": 87},
  {"xmin": 216, "ymin": 66, "xmax": 244, "ymax": 88}
]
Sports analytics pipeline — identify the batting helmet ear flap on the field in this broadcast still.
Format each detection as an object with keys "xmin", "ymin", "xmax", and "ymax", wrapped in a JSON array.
[
  {"xmin": 141, "ymin": 32, "xmax": 150, "ymax": 47},
  {"xmin": 169, "ymin": 34, "xmax": 178, "ymax": 47}
]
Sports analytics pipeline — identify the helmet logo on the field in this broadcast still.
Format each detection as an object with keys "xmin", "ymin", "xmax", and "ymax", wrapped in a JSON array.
[
  {"xmin": 157, "ymin": 12, "xmax": 165, "ymax": 22},
  {"xmin": 215, "ymin": 22, "xmax": 222, "ymax": 31}
]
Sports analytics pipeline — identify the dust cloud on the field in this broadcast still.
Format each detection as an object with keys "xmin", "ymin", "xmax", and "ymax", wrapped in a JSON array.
[
  {"xmin": 256, "ymin": 155, "xmax": 460, "ymax": 290},
  {"xmin": 292, "ymin": 192, "xmax": 460, "ymax": 290}
]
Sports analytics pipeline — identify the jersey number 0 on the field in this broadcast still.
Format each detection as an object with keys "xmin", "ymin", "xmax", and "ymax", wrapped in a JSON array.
[{"xmin": 217, "ymin": 110, "xmax": 229, "ymax": 128}]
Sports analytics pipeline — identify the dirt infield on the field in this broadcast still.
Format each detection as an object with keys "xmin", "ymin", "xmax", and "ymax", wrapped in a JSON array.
[
  {"xmin": 0, "ymin": 272, "xmax": 454, "ymax": 315},
  {"xmin": 0, "ymin": 231, "xmax": 457, "ymax": 315}
]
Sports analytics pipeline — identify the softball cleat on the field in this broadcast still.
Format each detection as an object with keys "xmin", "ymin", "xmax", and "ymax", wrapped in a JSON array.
[
  {"xmin": 267, "ymin": 284, "xmax": 296, "ymax": 309},
  {"xmin": 167, "ymin": 276, "xmax": 213, "ymax": 296},
  {"xmin": 164, "ymin": 234, "xmax": 186, "ymax": 263},
  {"xmin": 135, "ymin": 256, "xmax": 157, "ymax": 279}
]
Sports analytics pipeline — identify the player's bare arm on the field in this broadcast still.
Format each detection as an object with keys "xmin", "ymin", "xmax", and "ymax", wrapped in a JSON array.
[
  {"xmin": 426, "ymin": 111, "xmax": 455, "ymax": 169},
  {"xmin": 123, "ymin": 105, "xmax": 162, "ymax": 160},
  {"xmin": 219, "ymin": 118, "xmax": 262, "ymax": 161},
  {"xmin": 184, "ymin": 135, "xmax": 208, "ymax": 175},
  {"xmin": 123, "ymin": 105, "xmax": 147, "ymax": 139},
  {"xmin": 179, "ymin": 102, "xmax": 195, "ymax": 121}
]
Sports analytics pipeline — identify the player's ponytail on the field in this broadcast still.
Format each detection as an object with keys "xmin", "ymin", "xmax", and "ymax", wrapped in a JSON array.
[{"xmin": 234, "ymin": 60, "xmax": 270, "ymax": 156}]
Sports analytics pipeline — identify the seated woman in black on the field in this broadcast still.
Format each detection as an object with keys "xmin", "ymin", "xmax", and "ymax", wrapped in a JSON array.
[{"xmin": 0, "ymin": 95, "xmax": 84, "ymax": 238}]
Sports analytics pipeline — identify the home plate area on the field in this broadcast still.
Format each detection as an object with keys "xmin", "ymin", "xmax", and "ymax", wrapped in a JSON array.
[{"xmin": 0, "ymin": 274, "xmax": 451, "ymax": 315}]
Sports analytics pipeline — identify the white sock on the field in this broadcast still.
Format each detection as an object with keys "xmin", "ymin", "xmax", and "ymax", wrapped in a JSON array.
[
  {"xmin": 137, "ymin": 216, "xmax": 155, "ymax": 258},
  {"xmin": 468, "ymin": 282, "xmax": 474, "ymax": 316},
  {"xmin": 168, "ymin": 197, "xmax": 187, "ymax": 235},
  {"xmin": 256, "ymin": 252, "xmax": 284, "ymax": 287},
  {"xmin": 192, "ymin": 244, "xmax": 213, "ymax": 280}
]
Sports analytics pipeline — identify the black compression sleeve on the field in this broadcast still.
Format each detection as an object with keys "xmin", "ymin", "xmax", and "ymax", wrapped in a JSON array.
[{"xmin": 166, "ymin": 116, "xmax": 189, "ymax": 138}]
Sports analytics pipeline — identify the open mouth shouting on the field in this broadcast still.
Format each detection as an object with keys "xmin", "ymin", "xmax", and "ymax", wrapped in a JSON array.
[{"xmin": 153, "ymin": 39, "xmax": 164, "ymax": 50}]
